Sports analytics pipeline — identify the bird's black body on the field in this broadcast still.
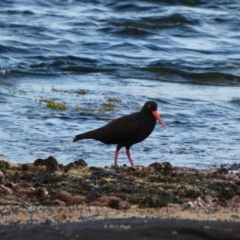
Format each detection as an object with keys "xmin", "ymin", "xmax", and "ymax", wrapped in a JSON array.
[{"xmin": 73, "ymin": 101, "xmax": 164, "ymax": 167}]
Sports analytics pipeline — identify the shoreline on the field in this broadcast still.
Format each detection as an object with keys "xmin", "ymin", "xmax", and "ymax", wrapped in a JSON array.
[{"xmin": 0, "ymin": 157, "xmax": 239, "ymax": 239}]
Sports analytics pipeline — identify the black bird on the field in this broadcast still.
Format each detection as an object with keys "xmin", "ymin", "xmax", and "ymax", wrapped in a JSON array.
[{"xmin": 73, "ymin": 101, "xmax": 164, "ymax": 167}]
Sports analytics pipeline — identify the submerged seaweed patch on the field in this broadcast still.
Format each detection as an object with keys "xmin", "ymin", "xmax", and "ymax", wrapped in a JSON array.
[
  {"xmin": 37, "ymin": 84, "xmax": 126, "ymax": 113},
  {"xmin": 51, "ymin": 86, "xmax": 87, "ymax": 95},
  {"xmin": 98, "ymin": 102, "xmax": 116, "ymax": 112},
  {"xmin": 98, "ymin": 96, "xmax": 122, "ymax": 112},
  {"xmin": 38, "ymin": 87, "xmax": 123, "ymax": 113},
  {"xmin": 40, "ymin": 98, "xmax": 67, "ymax": 110},
  {"xmin": 105, "ymin": 96, "xmax": 121, "ymax": 102},
  {"xmin": 74, "ymin": 104, "xmax": 95, "ymax": 113}
]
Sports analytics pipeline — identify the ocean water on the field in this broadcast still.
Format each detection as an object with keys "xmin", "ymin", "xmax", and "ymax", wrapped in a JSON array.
[{"xmin": 0, "ymin": 0, "xmax": 240, "ymax": 168}]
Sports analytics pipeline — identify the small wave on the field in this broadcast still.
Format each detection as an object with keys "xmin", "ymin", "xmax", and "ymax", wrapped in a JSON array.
[
  {"xmin": 230, "ymin": 98, "xmax": 240, "ymax": 106},
  {"xmin": 142, "ymin": 13, "xmax": 200, "ymax": 28},
  {"xmin": 0, "ymin": 69, "xmax": 9, "ymax": 76},
  {"xmin": 105, "ymin": 2, "xmax": 155, "ymax": 12},
  {"xmin": 0, "ymin": 54, "xmax": 118, "ymax": 77},
  {"xmin": 6, "ymin": 9, "xmax": 34, "ymax": 15},
  {"xmin": 110, "ymin": 26, "xmax": 152, "ymax": 37},
  {"xmin": 103, "ymin": 13, "xmax": 200, "ymax": 38},
  {"xmin": 0, "ymin": 44, "xmax": 30, "ymax": 54},
  {"xmin": 145, "ymin": 63, "xmax": 240, "ymax": 86},
  {"xmin": 100, "ymin": 18, "xmax": 154, "ymax": 37},
  {"xmin": 105, "ymin": 0, "xmax": 203, "ymax": 10}
]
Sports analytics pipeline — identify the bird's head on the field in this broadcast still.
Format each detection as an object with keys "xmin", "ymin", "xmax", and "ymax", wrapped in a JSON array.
[{"xmin": 143, "ymin": 101, "xmax": 165, "ymax": 127}]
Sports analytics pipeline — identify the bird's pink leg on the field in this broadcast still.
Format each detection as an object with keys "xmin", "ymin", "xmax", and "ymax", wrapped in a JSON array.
[
  {"xmin": 114, "ymin": 150, "xmax": 120, "ymax": 167},
  {"xmin": 126, "ymin": 149, "xmax": 134, "ymax": 167}
]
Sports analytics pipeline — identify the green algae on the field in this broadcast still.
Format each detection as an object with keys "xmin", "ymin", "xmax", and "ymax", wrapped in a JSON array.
[
  {"xmin": 39, "ymin": 85, "xmax": 125, "ymax": 113},
  {"xmin": 44, "ymin": 99, "xmax": 67, "ymax": 110},
  {"xmin": 98, "ymin": 102, "xmax": 116, "ymax": 112},
  {"xmin": 105, "ymin": 96, "xmax": 121, "ymax": 103},
  {"xmin": 51, "ymin": 85, "xmax": 87, "ymax": 95}
]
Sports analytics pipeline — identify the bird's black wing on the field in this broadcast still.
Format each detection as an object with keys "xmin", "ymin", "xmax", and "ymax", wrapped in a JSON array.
[{"xmin": 95, "ymin": 112, "xmax": 141, "ymax": 144}]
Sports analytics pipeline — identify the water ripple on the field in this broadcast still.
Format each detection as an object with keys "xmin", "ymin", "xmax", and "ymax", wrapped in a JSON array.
[{"xmin": 0, "ymin": 0, "xmax": 240, "ymax": 168}]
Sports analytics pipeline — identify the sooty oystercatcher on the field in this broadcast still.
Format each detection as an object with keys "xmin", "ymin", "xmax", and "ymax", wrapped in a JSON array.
[{"xmin": 73, "ymin": 101, "xmax": 164, "ymax": 167}]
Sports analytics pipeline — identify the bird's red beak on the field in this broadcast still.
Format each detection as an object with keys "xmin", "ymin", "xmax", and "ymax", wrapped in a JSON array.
[{"xmin": 152, "ymin": 110, "xmax": 165, "ymax": 127}]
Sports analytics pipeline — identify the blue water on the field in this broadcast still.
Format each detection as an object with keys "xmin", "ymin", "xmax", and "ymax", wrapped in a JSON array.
[{"xmin": 0, "ymin": 0, "xmax": 240, "ymax": 168}]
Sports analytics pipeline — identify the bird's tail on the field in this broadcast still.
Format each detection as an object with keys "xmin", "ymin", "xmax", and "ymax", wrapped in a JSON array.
[
  {"xmin": 73, "ymin": 129, "xmax": 99, "ymax": 142},
  {"xmin": 73, "ymin": 133, "xmax": 86, "ymax": 142}
]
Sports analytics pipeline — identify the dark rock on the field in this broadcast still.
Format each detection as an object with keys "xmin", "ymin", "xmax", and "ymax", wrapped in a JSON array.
[
  {"xmin": 0, "ymin": 218, "xmax": 240, "ymax": 240},
  {"xmin": 149, "ymin": 162, "xmax": 172, "ymax": 174},
  {"xmin": 0, "ymin": 160, "xmax": 9, "ymax": 174},
  {"xmin": 65, "ymin": 159, "xmax": 87, "ymax": 172},
  {"xmin": 34, "ymin": 156, "xmax": 59, "ymax": 172},
  {"xmin": 0, "ymin": 170, "xmax": 5, "ymax": 183},
  {"xmin": 89, "ymin": 196, "xmax": 130, "ymax": 210}
]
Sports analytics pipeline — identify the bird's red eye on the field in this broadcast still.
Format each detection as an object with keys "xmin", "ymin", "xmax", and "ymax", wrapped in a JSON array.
[{"xmin": 148, "ymin": 104, "xmax": 151, "ymax": 108}]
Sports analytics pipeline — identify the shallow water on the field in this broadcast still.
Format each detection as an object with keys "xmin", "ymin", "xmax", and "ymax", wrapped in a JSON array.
[{"xmin": 0, "ymin": 0, "xmax": 240, "ymax": 168}]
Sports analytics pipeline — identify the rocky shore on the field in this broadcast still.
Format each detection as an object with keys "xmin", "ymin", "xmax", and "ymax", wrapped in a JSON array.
[{"xmin": 0, "ymin": 157, "xmax": 239, "ymax": 239}]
